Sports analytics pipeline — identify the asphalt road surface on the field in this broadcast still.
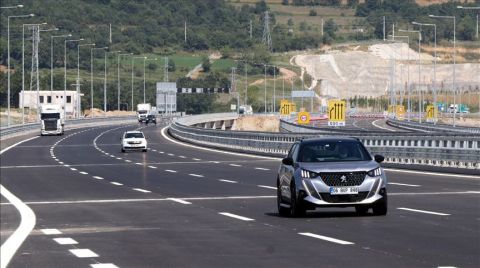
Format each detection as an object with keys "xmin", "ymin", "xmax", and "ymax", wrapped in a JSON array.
[{"xmin": 1, "ymin": 123, "xmax": 479, "ymax": 268}]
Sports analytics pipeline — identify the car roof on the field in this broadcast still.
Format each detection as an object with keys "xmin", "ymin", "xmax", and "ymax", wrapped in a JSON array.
[
  {"xmin": 299, "ymin": 137, "xmax": 360, "ymax": 144},
  {"xmin": 125, "ymin": 131, "xmax": 143, "ymax": 134}
]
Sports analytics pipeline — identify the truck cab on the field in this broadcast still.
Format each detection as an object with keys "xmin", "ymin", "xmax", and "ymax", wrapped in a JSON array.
[
  {"xmin": 40, "ymin": 104, "xmax": 64, "ymax": 136},
  {"xmin": 137, "ymin": 103, "xmax": 152, "ymax": 122}
]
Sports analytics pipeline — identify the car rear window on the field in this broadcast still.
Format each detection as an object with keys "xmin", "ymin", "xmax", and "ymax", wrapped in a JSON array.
[
  {"xmin": 125, "ymin": 133, "xmax": 144, "ymax": 139},
  {"xmin": 297, "ymin": 140, "xmax": 372, "ymax": 162}
]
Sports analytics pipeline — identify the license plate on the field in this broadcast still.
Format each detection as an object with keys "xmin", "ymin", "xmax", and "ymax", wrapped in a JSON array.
[{"xmin": 329, "ymin": 187, "xmax": 359, "ymax": 195}]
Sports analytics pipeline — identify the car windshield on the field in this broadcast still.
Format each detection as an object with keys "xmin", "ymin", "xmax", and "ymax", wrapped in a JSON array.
[
  {"xmin": 125, "ymin": 133, "xmax": 144, "ymax": 139},
  {"xmin": 297, "ymin": 140, "xmax": 372, "ymax": 162},
  {"xmin": 41, "ymin": 113, "xmax": 60, "ymax": 120}
]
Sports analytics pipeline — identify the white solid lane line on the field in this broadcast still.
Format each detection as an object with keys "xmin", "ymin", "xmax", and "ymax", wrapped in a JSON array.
[
  {"xmin": 189, "ymin": 174, "xmax": 204, "ymax": 178},
  {"xmin": 258, "ymin": 185, "xmax": 276, "ymax": 190},
  {"xmin": 93, "ymin": 176, "xmax": 104, "ymax": 180},
  {"xmin": 219, "ymin": 179, "xmax": 238, "ymax": 184},
  {"xmin": 41, "ymin": 229, "xmax": 62, "ymax": 235},
  {"xmin": 384, "ymin": 168, "xmax": 480, "ymax": 179},
  {"xmin": 53, "ymin": 238, "xmax": 78, "ymax": 245},
  {"xmin": 388, "ymin": 182, "xmax": 420, "ymax": 187},
  {"xmin": 165, "ymin": 170, "xmax": 177, "ymax": 173},
  {"xmin": 219, "ymin": 212, "xmax": 254, "ymax": 221},
  {"xmin": 397, "ymin": 207, "xmax": 450, "ymax": 216},
  {"xmin": 229, "ymin": 164, "xmax": 242, "ymax": 167},
  {"xmin": 133, "ymin": 188, "xmax": 151, "ymax": 193},
  {"xmin": 69, "ymin": 249, "xmax": 99, "ymax": 258},
  {"xmin": 168, "ymin": 198, "xmax": 192, "ymax": 205},
  {"xmin": 90, "ymin": 264, "xmax": 119, "ymax": 268},
  {"xmin": 372, "ymin": 119, "xmax": 396, "ymax": 132},
  {"xmin": 0, "ymin": 136, "xmax": 39, "ymax": 268},
  {"xmin": 298, "ymin": 232, "xmax": 354, "ymax": 245},
  {"xmin": 110, "ymin": 182, "xmax": 123, "ymax": 186},
  {"xmin": 255, "ymin": 167, "xmax": 270, "ymax": 171}
]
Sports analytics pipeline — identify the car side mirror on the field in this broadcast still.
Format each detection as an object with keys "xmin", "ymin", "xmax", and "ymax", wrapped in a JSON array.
[
  {"xmin": 374, "ymin": 154, "xmax": 384, "ymax": 163},
  {"xmin": 282, "ymin": 157, "xmax": 294, "ymax": 166}
]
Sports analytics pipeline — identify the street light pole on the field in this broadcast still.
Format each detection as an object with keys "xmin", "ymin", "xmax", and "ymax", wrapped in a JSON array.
[
  {"xmin": 117, "ymin": 53, "xmax": 132, "ymax": 110},
  {"xmin": 264, "ymin": 64, "xmax": 267, "ymax": 113},
  {"xmin": 399, "ymin": 29, "xmax": 422, "ymax": 123},
  {"xmin": 7, "ymin": 13, "xmax": 34, "ymax": 126},
  {"xmin": 389, "ymin": 35, "xmax": 411, "ymax": 121},
  {"xmin": 51, "ymin": 34, "xmax": 71, "ymax": 92},
  {"xmin": 104, "ymin": 50, "xmax": 121, "ymax": 112},
  {"xmin": 77, "ymin": 43, "xmax": 95, "ymax": 117},
  {"xmin": 413, "ymin": 21, "xmax": 437, "ymax": 124},
  {"xmin": 430, "ymin": 14, "xmax": 456, "ymax": 127},
  {"xmin": 90, "ymin": 47, "xmax": 108, "ymax": 113},
  {"xmin": 64, "ymin": 38, "xmax": 83, "ymax": 119}
]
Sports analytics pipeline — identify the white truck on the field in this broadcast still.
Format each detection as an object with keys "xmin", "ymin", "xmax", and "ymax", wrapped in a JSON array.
[
  {"xmin": 239, "ymin": 105, "xmax": 253, "ymax": 115},
  {"xmin": 40, "ymin": 104, "xmax": 64, "ymax": 136},
  {"xmin": 137, "ymin": 103, "xmax": 152, "ymax": 122}
]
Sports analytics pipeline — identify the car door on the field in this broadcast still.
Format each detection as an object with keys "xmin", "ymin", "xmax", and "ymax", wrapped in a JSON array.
[{"xmin": 279, "ymin": 143, "xmax": 298, "ymax": 200}]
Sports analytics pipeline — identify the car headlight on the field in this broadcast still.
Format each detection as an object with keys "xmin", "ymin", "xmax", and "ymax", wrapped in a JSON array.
[
  {"xmin": 367, "ymin": 167, "xmax": 382, "ymax": 177},
  {"xmin": 300, "ymin": 169, "xmax": 319, "ymax": 179}
]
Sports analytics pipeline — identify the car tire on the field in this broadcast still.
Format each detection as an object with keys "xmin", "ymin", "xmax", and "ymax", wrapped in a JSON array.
[
  {"xmin": 142, "ymin": 149, "xmax": 147, "ymax": 152},
  {"xmin": 277, "ymin": 182, "xmax": 289, "ymax": 217},
  {"xmin": 121, "ymin": 148, "xmax": 125, "ymax": 153},
  {"xmin": 355, "ymin": 205, "xmax": 369, "ymax": 215},
  {"xmin": 289, "ymin": 184, "xmax": 306, "ymax": 217},
  {"xmin": 372, "ymin": 190, "xmax": 388, "ymax": 216}
]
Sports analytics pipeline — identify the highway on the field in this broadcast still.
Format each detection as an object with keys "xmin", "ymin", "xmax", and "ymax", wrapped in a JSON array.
[{"xmin": 1, "ymin": 124, "xmax": 479, "ymax": 268}]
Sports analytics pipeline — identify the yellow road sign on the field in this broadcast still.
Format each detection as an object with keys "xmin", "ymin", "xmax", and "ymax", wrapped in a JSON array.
[
  {"xmin": 328, "ymin": 100, "xmax": 346, "ymax": 126},
  {"xmin": 280, "ymin": 99, "xmax": 296, "ymax": 115},
  {"xmin": 396, "ymin": 105, "xmax": 405, "ymax": 120},
  {"xmin": 426, "ymin": 105, "xmax": 437, "ymax": 122},
  {"xmin": 297, "ymin": 111, "xmax": 310, "ymax": 124}
]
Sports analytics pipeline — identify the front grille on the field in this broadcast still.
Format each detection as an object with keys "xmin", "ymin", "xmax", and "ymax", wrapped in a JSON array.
[
  {"xmin": 128, "ymin": 141, "xmax": 141, "ymax": 144},
  {"xmin": 44, "ymin": 120, "xmax": 57, "ymax": 131},
  {"xmin": 318, "ymin": 172, "xmax": 366, "ymax": 186},
  {"xmin": 319, "ymin": 192, "xmax": 369, "ymax": 203}
]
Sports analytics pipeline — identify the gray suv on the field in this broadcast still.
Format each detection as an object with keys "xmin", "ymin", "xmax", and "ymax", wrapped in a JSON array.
[{"xmin": 277, "ymin": 137, "xmax": 387, "ymax": 217}]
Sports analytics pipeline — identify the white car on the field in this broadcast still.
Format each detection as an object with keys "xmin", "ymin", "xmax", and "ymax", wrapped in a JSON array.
[{"xmin": 121, "ymin": 131, "xmax": 147, "ymax": 153}]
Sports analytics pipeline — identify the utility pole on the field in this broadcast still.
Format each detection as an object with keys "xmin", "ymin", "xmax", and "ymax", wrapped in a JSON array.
[
  {"xmin": 249, "ymin": 20, "xmax": 252, "ymax": 39},
  {"xmin": 383, "ymin": 16, "xmax": 386, "ymax": 41},
  {"xmin": 164, "ymin": 56, "xmax": 169, "ymax": 82},
  {"xmin": 262, "ymin": 11, "xmax": 272, "ymax": 51},
  {"xmin": 184, "ymin": 21, "xmax": 187, "ymax": 43}
]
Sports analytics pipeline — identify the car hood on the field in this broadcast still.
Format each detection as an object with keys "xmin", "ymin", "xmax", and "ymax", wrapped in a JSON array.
[{"xmin": 297, "ymin": 161, "xmax": 378, "ymax": 173}]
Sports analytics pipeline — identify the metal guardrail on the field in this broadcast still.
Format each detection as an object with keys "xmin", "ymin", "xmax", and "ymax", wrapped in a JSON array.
[
  {"xmin": 169, "ymin": 115, "xmax": 480, "ymax": 170},
  {"xmin": 387, "ymin": 119, "xmax": 480, "ymax": 134},
  {"xmin": 0, "ymin": 116, "xmax": 137, "ymax": 140}
]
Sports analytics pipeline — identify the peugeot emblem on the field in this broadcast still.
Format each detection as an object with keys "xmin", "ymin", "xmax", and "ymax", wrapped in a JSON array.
[{"xmin": 340, "ymin": 175, "xmax": 347, "ymax": 183}]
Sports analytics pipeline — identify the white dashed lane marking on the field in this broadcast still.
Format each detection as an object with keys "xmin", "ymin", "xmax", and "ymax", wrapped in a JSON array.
[
  {"xmin": 298, "ymin": 232, "xmax": 354, "ymax": 245},
  {"xmin": 53, "ymin": 238, "xmax": 78, "ymax": 245},
  {"xmin": 93, "ymin": 176, "xmax": 104, "ymax": 180},
  {"xmin": 41, "ymin": 229, "xmax": 62, "ymax": 235},
  {"xmin": 165, "ymin": 170, "xmax": 177, "ymax": 173},
  {"xmin": 148, "ymin": 166, "xmax": 157, "ymax": 169},
  {"xmin": 90, "ymin": 264, "xmax": 119, "ymax": 268},
  {"xmin": 133, "ymin": 188, "xmax": 151, "ymax": 193},
  {"xmin": 189, "ymin": 174, "xmax": 204, "ymax": 178},
  {"xmin": 219, "ymin": 179, "xmax": 238, "ymax": 184},
  {"xmin": 388, "ymin": 182, "xmax": 420, "ymax": 187},
  {"xmin": 255, "ymin": 167, "xmax": 270, "ymax": 171},
  {"xmin": 397, "ymin": 207, "xmax": 450, "ymax": 216},
  {"xmin": 69, "ymin": 249, "xmax": 98, "ymax": 258},
  {"xmin": 168, "ymin": 198, "xmax": 192, "ymax": 205},
  {"xmin": 258, "ymin": 185, "xmax": 276, "ymax": 190},
  {"xmin": 229, "ymin": 164, "xmax": 242, "ymax": 167},
  {"xmin": 70, "ymin": 168, "xmax": 77, "ymax": 171},
  {"xmin": 219, "ymin": 212, "xmax": 254, "ymax": 221},
  {"xmin": 193, "ymin": 158, "xmax": 201, "ymax": 161},
  {"xmin": 110, "ymin": 182, "xmax": 123, "ymax": 186}
]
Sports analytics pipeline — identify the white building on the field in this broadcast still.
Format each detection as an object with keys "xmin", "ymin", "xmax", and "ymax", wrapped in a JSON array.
[{"xmin": 19, "ymin": 90, "xmax": 83, "ymax": 117}]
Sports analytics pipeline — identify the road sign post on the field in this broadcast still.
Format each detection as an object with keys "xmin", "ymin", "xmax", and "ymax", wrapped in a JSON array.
[{"xmin": 327, "ymin": 100, "xmax": 346, "ymax": 126}]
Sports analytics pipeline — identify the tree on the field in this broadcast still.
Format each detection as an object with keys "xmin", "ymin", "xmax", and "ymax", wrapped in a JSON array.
[
  {"xmin": 324, "ymin": 19, "xmax": 338, "ymax": 38},
  {"xmin": 202, "ymin": 57, "xmax": 211, "ymax": 72},
  {"xmin": 309, "ymin": 9, "xmax": 317, "ymax": 16}
]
